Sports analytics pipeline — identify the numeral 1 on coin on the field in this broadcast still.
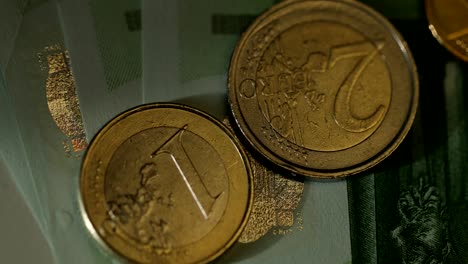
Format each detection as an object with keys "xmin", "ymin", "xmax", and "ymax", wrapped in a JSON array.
[{"xmin": 152, "ymin": 126, "xmax": 222, "ymax": 220}]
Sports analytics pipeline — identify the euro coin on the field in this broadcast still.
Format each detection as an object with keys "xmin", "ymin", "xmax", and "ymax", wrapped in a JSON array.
[
  {"xmin": 80, "ymin": 103, "xmax": 252, "ymax": 263},
  {"xmin": 228, "ymin": 0, "xmax": 419, "ymax": 178},
  {"xmin": 426, "ymin": 0, "xmax": 468, "ymax": 62}
]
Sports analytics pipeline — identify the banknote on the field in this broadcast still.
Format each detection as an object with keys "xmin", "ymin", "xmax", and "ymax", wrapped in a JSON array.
[
  {"xmin": 0, "ymin": 0, "xmax": 47, "ymax": 234},
  {"xmin": 0, "ymin": 160, "xmax": 54, "ymax": 264},
  {"xmin": 56, "ymin": 0, "xmax": 142, "ymax": 139},
  {"xmin": 346, "ymin": 19, "xmax": 468, "ymax": 263},
  {"xmin": 0, "ymin": 65, "xmax": 45, "ymax": 232},
  {"xmin": 0, "ymin": 0, "xmax": 24, "ymax": 73},
  {"xmin": 142, "ymin": 0, "xmax": 282, "ymax": 114},
  {"xmin": 2, "ymin": 1, "xmax": 112, "ymax": 263}
]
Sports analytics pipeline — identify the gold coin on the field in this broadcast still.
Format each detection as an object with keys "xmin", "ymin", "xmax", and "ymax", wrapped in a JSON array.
[
  {"xmin": 426, "ymin": 0, "xmax": 468, "ymax": 62},
  {"xmin": 80, "ymin": 103, "xmax": 252, "ymax": 264},
  {"xmin": 228, "ymin": 0, "xmax": 419, "ymax": 178}
]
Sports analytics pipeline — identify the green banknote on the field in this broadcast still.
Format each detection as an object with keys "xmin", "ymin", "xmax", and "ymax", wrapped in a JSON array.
[
  {"xmin": 346, "ymin": 20, "xmax": 468, "ymax": 263},
  {"xmin": 56, "ymin": 0, "xmax": 142, "ymax": 138},
  {"xmin": 0, "ymin": 0, "xmax": 24, "ymax": 71}
]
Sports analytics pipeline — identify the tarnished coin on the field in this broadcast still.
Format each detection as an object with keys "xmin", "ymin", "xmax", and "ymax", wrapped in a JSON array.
[
  {"xmin": 80, "ymin": 103, "xmax": 252, "ymax": 264},
  {"xmin": 228, "ymin": 0, "xmax": 419, "ymax": 178},
  {"xmin": 426, "ymin": 0, "xmax": 468, "ymax": 62}
]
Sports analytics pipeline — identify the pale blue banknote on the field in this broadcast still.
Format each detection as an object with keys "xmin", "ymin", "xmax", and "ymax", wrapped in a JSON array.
[
  {"xmin": 56, "ymin": 0, "xmax": 143, "ymax": 139},
  {"xmin": 2, "ymin": 1, "xmax": 112, "ymax": 263}
]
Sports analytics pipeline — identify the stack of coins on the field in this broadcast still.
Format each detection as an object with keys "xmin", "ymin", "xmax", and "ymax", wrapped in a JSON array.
[{"xmin": 79, "ymin": 0, "xmax": 468, "ymax": 262}]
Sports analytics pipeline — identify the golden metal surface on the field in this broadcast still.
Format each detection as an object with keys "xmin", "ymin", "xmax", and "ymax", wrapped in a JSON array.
[
  {"xmin": 426, "ymin": 0, "xmax": 468, "ymax": 62},
  {"xmin": 80, "ymin": 104, "xmax": 252, "ymax": 264},
  {"xmin": 222, "ymin": 118, "xmax": 304, "ymax": 243},
  {"xmin": 41, "ymin": 45, "xmax": 87, "ymax": 153},
  {"xmin": 229, "ymin": 0, "xmax": 419, "ymax": 178}
]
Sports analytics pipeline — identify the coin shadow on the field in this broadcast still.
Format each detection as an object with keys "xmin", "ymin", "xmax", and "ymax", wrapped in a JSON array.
[{"xmin": 170, "ymin": 92, "xmax": 229, "ymax": 121}]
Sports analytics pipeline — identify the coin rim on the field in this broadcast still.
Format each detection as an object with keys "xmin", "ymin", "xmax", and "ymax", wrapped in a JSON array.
[
  {"xmin": 425, "ymin": 0, "xmax": 468, "ymax": 62},
  {"xmin": 79, "ymin": 102, "xmax": 253, "ymax": 263},
  {"xmin": 228, "ymin": 0, "xmax": 419, "ymax": 178}
]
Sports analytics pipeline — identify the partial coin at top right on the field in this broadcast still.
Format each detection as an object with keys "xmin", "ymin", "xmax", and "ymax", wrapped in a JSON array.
[{"xmin": 426, "ymin": 0, "xmax": 468, "ymax": 62}]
